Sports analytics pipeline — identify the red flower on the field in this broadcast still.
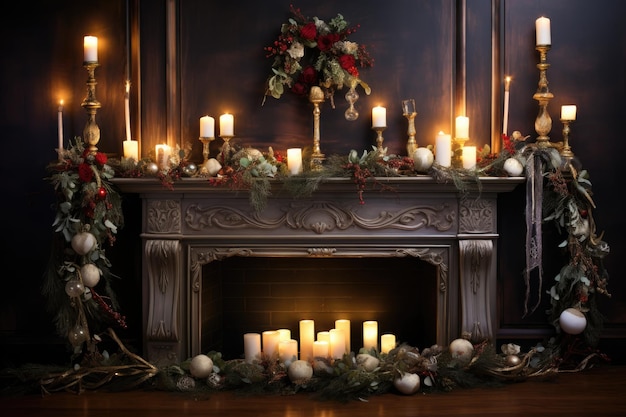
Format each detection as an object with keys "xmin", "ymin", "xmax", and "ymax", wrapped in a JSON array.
[
  {"xmin": 290, "ymin": 81, "xmax": 308, "ymax": 96},
  {"xmin": 300, "ymin": 66, "xmax": 318, "ymax": 84},
  {"xmin": 300, "ymin": 22, "xmax": 317, "ymax": 40},
  {"xmin": 338, "ymin": 54, "xmax": 356, "ymax": 70},
  {"xmin": 317, "ymin": 34, "xmax": 339, "ymax": 51},
  {"xmin": 78, "ymin": 163, "xmax": 94, "ymax": 183},
  {"xmin": 94, "ymin": 152, "xmax": 108, "ymax": 166}
]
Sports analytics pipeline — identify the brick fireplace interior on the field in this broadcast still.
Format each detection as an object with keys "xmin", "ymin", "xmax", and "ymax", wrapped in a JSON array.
[{"xmin": 202, "ymin": 256, "xmax": 438, "ymax": 359}]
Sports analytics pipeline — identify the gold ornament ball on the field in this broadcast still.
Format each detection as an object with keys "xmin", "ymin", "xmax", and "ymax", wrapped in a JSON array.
[
  {"xmin": 189, "ymin": 354, "xmax": 214, "ymax": 378},
  {"xmin": 505, "ymin": 354, "xmax": 521, "ymax": 366}
]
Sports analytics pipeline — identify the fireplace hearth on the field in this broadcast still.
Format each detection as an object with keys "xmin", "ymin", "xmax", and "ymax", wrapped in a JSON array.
[{"xmin": 113, "ymin": 176, "xmax": 522, "ymax": 365}]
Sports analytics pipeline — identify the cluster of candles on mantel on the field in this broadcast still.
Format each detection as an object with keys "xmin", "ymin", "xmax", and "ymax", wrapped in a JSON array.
[
  {"xmin": 57, "ymin": 18, "xmax": 577, "ymax": 169},
  {"xmin": 243, "ymin": 319, "xmax": 396, "ymax": 365}
]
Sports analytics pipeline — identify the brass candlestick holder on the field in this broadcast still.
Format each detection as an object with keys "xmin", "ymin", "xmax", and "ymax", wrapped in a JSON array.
[
  {"xmin": 533, "ymin": 45, "xmax": 554, "ymax": 147},
  {"xmin": 309, "ymin": 86, "xmax": 325, "ymax": 171},
  {"xmin": 219, "ymin": 135, "xmax": 234, "ymax": 164},
  {"xmin": 198, "ymin": 136, "xmax": 215, "ymax": 176},
  {"xmin": 81, "ymin": 61, "xmax": 101, "ymax": 155},
  {"xmin": 560, "ymin": 118, "xmax": 575, "ymax": 164},
  {"xmin": 452, "ymin": 136, "xmax": 468, "ymax": 169},
  {"xmin": 402, "ymin": 99, "xmax": 418, "ymax": 156},
  {"xmin": 373, "ymin": 126, "xmax": 387, "ymax": 154}
]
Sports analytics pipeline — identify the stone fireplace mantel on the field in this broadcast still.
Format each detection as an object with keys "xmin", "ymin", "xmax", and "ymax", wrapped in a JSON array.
[{"xmin": 112, "ymin": 176, "xmax": 523, "ymax": 365}]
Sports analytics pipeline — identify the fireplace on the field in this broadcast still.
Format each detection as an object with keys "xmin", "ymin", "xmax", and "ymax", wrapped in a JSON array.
[{"xmin": 113, "ymin": 176, "xmax": 522, "ymax": 365}]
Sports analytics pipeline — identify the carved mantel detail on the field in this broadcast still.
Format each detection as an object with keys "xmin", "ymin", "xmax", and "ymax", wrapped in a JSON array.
[{"xmin": 112, "ymin": 177, "xmax": 523, "ymax": 364}]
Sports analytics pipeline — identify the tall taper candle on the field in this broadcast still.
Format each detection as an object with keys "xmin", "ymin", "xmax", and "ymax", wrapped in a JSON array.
[
  {"xmin": 299, "ymin": 319, "xmax": 315, "ymax": 361},
  {"xmin": 58, "ymin": 100, "xmax": 64, "ymax": 157},
  {"xmin": 125, "ymin": 80, "xmax": 132, "ymax": 142},
  {"xmin": 503, "ymin": 76, "xmax": 511, "ymax": 135}
]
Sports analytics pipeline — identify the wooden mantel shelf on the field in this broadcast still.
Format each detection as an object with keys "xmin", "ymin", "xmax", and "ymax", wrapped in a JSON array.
[{"xmin": 111, "ymin": 175, "xmax": 524, "ymax": 365}]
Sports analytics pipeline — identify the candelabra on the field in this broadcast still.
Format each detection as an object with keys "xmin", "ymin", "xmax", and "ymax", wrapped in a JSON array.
[
  {"xmin": 533, "ymin": 45, "xmax": 555, "ymax": 147},
  {"xmin": 373, "ymin": 126, "xmax": 387, "ymax": 154},
  {"xmin": 402, "ymin": 99, "xmax": 418, "ymax": 156},
  {"xmin": 309, "ymin": 86, "xmax": 325, "ymax": 171},
  {"xmin": 81, "ymin": 61, "xmax": 101, "ymax": 155},
  {"xmin": 198, "ymin": 136, "xmax": 215, "ymax": 176}
]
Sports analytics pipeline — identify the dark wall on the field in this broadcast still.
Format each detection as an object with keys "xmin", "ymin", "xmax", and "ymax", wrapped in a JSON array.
[{"xmin": 1, "ymin": 0, "xmax": 624, "ymax": 366}]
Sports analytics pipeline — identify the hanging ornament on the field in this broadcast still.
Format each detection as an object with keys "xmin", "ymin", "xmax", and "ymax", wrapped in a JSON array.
[
  {"xmin": 344, "ymin": 82, "xmax": 360, "ymax": 121},
  {"xmin": 71, "ymin": 231, "xmax": 97, "ymax": 255},
  {"xmin": 68, "ymin": 324, "xmax": 88, "ymax": 346},
  {"xmin": 96, "ymin": 186, "xmax": 107, "ymax": 200},
  {"xmin": 65, "ymin": 279, "xmax": 85, "ymax": 298},
  {"xmin": 80, "ymin": 263, "xmax": 101, "ymax": 288}
]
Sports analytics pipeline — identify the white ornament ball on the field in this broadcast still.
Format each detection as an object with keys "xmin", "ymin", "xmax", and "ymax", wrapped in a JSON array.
[
  {"xmin": 393, "ymin": 371, "xmax": 421, "ymax": 395},
  {"xmin": 413, "ymin": 147, "xmax": 435, "ymax": 173},
  {"xmin": 559, "ymin": 308, "xmax": 587, "ymax": 335},
  {"xmin": 356, "ymin": 353, "xmax": 380, "ymax": 372},
  {"xmin": 449, "ymin": 338, "xmax": 474, "ymax": 364},
  {"xmin": 503, "ymin": 157, "xmax": 524, "ymax": 176},
  {"xmin": 189, "ymin": 354, "xmax": 214, "ymax": 378},
  {"xmin": 287, "ymin": 359, "xmax": 313, "ymax": 383},
  {"xmin": 71, "ymin": 232, "xmax": 97, "ymax": 255},
  {"xmin": 80, "ymin": 263, "xmax": 101, "ymax": 288},
  {"xmin": 204, "ymin": 158, "xmax": 222, "ymax": 176}
]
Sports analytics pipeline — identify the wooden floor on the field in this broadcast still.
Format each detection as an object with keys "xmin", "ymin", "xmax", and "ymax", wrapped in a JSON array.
[{"xmin": 2, "ymin": 364, "xmax": 626, "ymax": 417}]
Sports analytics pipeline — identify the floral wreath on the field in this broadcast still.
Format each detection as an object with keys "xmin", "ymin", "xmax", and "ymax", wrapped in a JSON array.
[{"xmin": 262, "ymin": 4, "xmax": 373, "ymax": 107}]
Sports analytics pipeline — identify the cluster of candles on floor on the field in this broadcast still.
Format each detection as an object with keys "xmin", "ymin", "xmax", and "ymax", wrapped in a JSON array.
[{"xmin": 243, "ymin": 319, "xmax": 396, "ymax": 364}]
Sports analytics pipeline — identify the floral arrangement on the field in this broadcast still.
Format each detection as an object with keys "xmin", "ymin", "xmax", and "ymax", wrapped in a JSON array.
[
  {"xmin": 263, "ymin": 5, "xmax": 374, "ymax": 107},
  {"xmin": 45, "ymin": 138, "xmax": 127, "ymax": 360}
]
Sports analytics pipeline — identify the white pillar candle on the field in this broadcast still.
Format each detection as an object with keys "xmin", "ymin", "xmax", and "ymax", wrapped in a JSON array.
[
  {"xmin": 287, "ymin": 148, "xmax": 303, "ymax": 175},
  {"xmin": 317, "ymin": 331, "xmax": 330, "ymax": 344},
  {"xmin": 455, "ymin": 116, "xmax": 469, "ymax": 139},
  {"xmin": 313, "ymin": 340, "xmax": 329, "ymax": 359},
  {"xmin": 329, "ymin": 328, "xmax": 346, "ymax": 359},
  {"xmin": 372, "ymin": 106, "xmax": 386, "ymax": 128},
  {"xmin": 123, "ymin": 140, "xmax": 139, "ymax": 161},
  {"xmin": 381, "ymin": 333, "xmax": 396, "ymax": 354},
  {"xmin": 219, "ymin": 113, "xmax": 234, "ymax": 136},
  {"xmin": 462, "ymin": 146, "xmax": 477, "ymax": 170},
  {"xmin": 503, "ymin": 76, "xmax": 511, "ymax": 135},
  {"xmin": 363, "ymin": 321, "xmax": 378, "ymax": 351},
  {"xmin": 155, "ymin": 144, "xmax": 171, "ymax": 170},
  {"xmin": 561, "ymin": 105, "xmax": 577, "ymax": 121},
  {"xmin": 243, "ymin": 332, "xmax": 261, "ymax": 363},
  {"xmin": 57, "ymin": 100, "xmax": 64, "ymax": 156},
  {"xmin": 535, "ymin": 16, "xmax": 551, "ymax": 46},
  {"xmin": 299, "ymin": 319, "xmax": 315, "ymax": 361},
  {"xmin": 83, "ymin": 36, "xmax": 98, "ymax": 62},
  {"xmin": 262, "ymin": 330, "xmax": 280, "ymax": 359},
  {"xmin": 125, "ymin": 81, "xmax": 132, "ymax": 142},
  {"xmin": 278, "ymin": 339, "xmax": 298, "ymax": 364},
  {"xmin": 334, "ymin": 319, "xmax": 351, "ymax": 354},
  {"xmin": 435, "ymin": 131, "xmax": 452, "ymax": 167},
  {"xmin": 277, "ymin": 328, "xmax": 291, "ymax": 341},
  {"xmin": 200, "ymin": 115, "xmax": 215, "ymax": 137}
]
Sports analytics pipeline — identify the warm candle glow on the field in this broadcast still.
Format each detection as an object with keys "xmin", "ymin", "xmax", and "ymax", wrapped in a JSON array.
[
  {"xmin": 83, "ymin": 36, "xmax": 98, "ymax": 62},
  {"xmin": 200, "ymin": 115, "xmax": 215, "ymax": 138},
  {"xmin": 503, "ymin": 76, "xmax": 511, "ymax": 135},
  {"xmin": 313, "ymin": 340, "xmax": 329, "ymax": 359},
  {"xmin": 455, "ymin": 116, "xmax": 469, "ymax": 139},
  {"xmin": 155, "ymin": 144, "xmax": 171, "ymax": 170},
  {"xmin": 363, "ymin": 321, "xmax": 378, "ymax": 351},
  {"xmin": 287, "ymin": 148, "xmax": 303, "ymax": 175},
  {"xmin": 299, "ymin": 320, "xmax": 315, "ymax": 361},
  {"xmin": 329, "ymin": 328, "xmax": 346, "ymax": 359},
  {"xmin": 278, "ymin": 339, "xmax": 298, "ymax": 364},
  {"xmin": 57, "ymin": 100, "xmax": 64, "ymax": 157},
  {"xmin": 535, "ymin": 17, "xmax": 551, "ymax": 46},
  {"xmin": 125, "ymin": 80, "xmax": 132, "ymax": 142},
  {"xmin": 561, "ymin": 105, "xmax": 577, "ymax": 121},
  {"xmin": 334, "ymin": 319, "xmax": 351, "ymax": 354},
  {"xmin": 123, "ymin": 140, "xmax": 139, "ymax": 161},
  {"xmin": 372, "ymin": 106, "xmax": 386, "ymax": 128},
  {"xmin": 462, "ymin": 146, "xmax": 477, "ymax": 170},
  {"xmin": 220, "ymin": 113, "xmax": 234, "ymax": 136},
  {"xmin": 317, "ymin": 331, "xmax": 330, "ymax": 344},
  {"xmin": 435, "ymin": 131, "xmax": 452, "ymax": 167},
  {"xmin": 381, "ymin": 333, "xmax": 396, "ymax": 354},
  {"xmin": 262, "ymin": 330, "xmax": 280, "ymax": 358},
  {"xmin": 243, "ymin": 333, "xmax": 261, "ymax": 363},
  {"xmin": 277, "ymin": 328, "xmax": 291, "ymax": 341}
]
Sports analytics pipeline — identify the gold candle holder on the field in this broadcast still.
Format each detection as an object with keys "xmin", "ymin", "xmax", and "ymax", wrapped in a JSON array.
[
  {"xmin": 198, "ymin": 136, "xmax": 215, "ymax": 176},
  {"xmin": 81, "ymin": 61, "xmax": 101, "ymax": 155},
  {"xmin": 309, "ymin": 86, "xmax": 325, "ymax": 171},
  {"xmin": 402, "ymin": 99, "xmax": 418, "ymax": 156},
  {"xmin": 533, "ymin": 45, "xmax": 554, "ymax": 147},
  {"xmin": 373, "ymin": 126, "xmax": 387, "ymax": 154},
  {"xmin": 560, "ymin": 118, "xmax": 574, "ymax": 163},
  {"xmin": 219, "ymin": 135, "xmax": 234, "ymax": 164}
]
